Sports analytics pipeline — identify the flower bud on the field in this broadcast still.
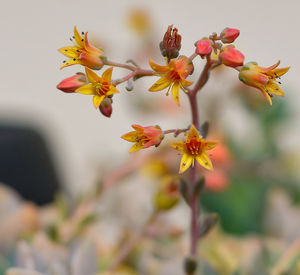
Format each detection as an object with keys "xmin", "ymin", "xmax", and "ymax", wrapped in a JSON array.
[
  {"xmin": 219, "ymin": 46, "xmax": 244, "ymax": 68},
  {"xmin": 195, "ymin": 38, "xmax": 212, "ymax": 58},
  {"xmin": 220, "ymin": 28, "xmax": 240, "ymax": 43},
  {"xmin": 160, "ymin": 25, "xmax": 182, "ymax": 60},
  {"xmin": 56, "ymin": 73, "xmax": 87, "ymax": 93},
  {"xmin": 99, "ymin": 97, "xmax": 113, "ymax": 117}
]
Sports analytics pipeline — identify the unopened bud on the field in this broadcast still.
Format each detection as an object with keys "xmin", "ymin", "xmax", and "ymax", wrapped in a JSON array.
[
  {"xmin": 184, "ymin": 256, "xmax": 198, "ymax": 275},
  {"xmin": 219, "ymin": 45, "xmax": 244, "ymax": 68},
  {"xmin": 56, "ymin": 73, "xmax": 87, "ymax": 93},
  {"xmin": 160, "ymin": 25, "xmax": 182, "ymax": 60},
  {"xmin": 99, "ymin": 98, "xmax": 113, "ymax": 117},
  {"xmin": 220, "ymin": 28, "xmax": 240, "ymax": 43},
  {"xmin": 195, "ymin": 38, "xmax": 212, "ymax": 58}
]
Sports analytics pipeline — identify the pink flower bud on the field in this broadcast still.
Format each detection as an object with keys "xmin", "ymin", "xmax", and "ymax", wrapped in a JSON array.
[
  {"xmin": 220, "ymin": 28, "xmax": 240, "ymax": 43},
  {"xmin": 99, "ymin": 97, "xmax": 113, "ymax": 117},
  {"xmin": 219, "ymin": 46, "xmax": 244, "ymax": 68},
  {"xmin": 195, "ymin": 38, "xmax": 212, "ymax": 58},
  {"xmin": 56, "ymin": 73, "xmax": 87, "ymax": 93}
]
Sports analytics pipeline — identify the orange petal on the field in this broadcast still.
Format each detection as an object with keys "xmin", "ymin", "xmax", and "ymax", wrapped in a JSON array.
[
  {"xmin": 121, "ymin": 131, "xmax": 138, "ymax": 142},
  {"xmin": 85, "ymin": 67, "xmax": 101, "ymax": 83},
  {"xmin": 102, "ymin": 67, "xmax": 113, "ymax": 82},
  {"xmin": 149, "ymin": 59, "xmax": 169, "ymax": 73}
]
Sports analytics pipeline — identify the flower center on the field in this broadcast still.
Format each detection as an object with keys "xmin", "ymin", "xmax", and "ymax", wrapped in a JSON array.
[
  {"xmin": 169, "ymin": 70, "xmax": 181, "ymax": 81},
  {"xmin": 95, "ymin": 82, "xmax": 110, "ymax": 96},
  {"xmin": 186, "ymin": 138, "xmax": 202, "ymax": 155}
]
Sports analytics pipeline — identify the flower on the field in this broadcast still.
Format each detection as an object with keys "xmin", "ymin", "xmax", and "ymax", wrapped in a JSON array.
[
  {"xmin": 160, "ymin": 25, "xmax": 182, "ymax": 60},
  {"xmin": 121, "ymin": 125, "xmax": 163, "ymax": 152},
  {"xmin": 219, "ymin": 46, "xmax": 244, "ymax": 68},
  {"xmin": 58, "ymin": 26, "xmax": 105, "ymax": 70},
  {"xmin": 148, "ymin": 56, "xmax": 194, "ymax": 106},
  {"xmin": 171, "ymin": 125, "xmax": 217, "ymax": 174},
  {"xmin": 195, "ymin": 38, "xmax": 213, "ymax": 58},
  {"xmin": 220, "ymin": 28, "xmax": 240, "ymax": 43},
  {"xmin": 239, "ymin": 61, "xmax": 290, "ymax": 105},
  {"xmin": 75, "ymin": 67, "xmax": 119, "ymax": 108},
  {"xmin": 56, "ymin": 72, "xmax": 87, "ymax": 93}
]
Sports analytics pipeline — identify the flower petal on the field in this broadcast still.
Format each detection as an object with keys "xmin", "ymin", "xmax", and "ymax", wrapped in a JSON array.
[
  {"xmin": 102, "ymin": 67, "xmax": 113, "ymax": 82},
  {"xmin": 121, "ymin": 131, "xmax": 137, "ymax": 142},
  {"xmin": 149, "ymin": 59, "xmax": 169, "ymax": 73},
  {"xmin": 196, "ymin": 152, "xmax": 213, "ymax": 170},
  {"xmin": 75, "ymin": 83, "xmax": 95, "ymax": 95},
  {"xmin": 180, "ymin": 79, "xmax": 193, "ymax": 87},
  {"xmin": 179, "ymin": 153, "xmax": 194, "ymax": 174},
  {"xmin": 259, "ymin": 88, "xmax": 273, "ymax": 105},
  {"xmin": 149, "ymin": 76, "xmax": 172, "ymax": 92},
  {"xmin": 74, "ymin": 26, "xmax": 85, "ymax": 48},
  {"xmin": 266, "ymin": 82, "xmax": 284, "ymax": 96},
  {"xmin": 205, "ymin": 141, "xmax": 218, "ymax": 150},
  {"xmin": 60, "ymin": 59, "xmax": 81, "ymax": 70},
  {"xmin": 272, "ymin": 66, "xmax": 290, "ymax": 77},
  {"xmin": 129, "ymin": 143, "xmax": 143, "ymax": 153},
  {"xmin": 171, "ymin": 142, "xmax": 185, "ymax": 151},
  {"xmin": 187, "ymin": 125, "xmax": 200, "ymax": 141},
  {"xmin": 85, "ymin": 67, "xmax": 101, "ymax": 83},
  {"xmin": 58, "ymin": 47, "xmax": 79, "ymax": 58},
  {"xmin": 171, "ymin": 82, "xmax": 180, "ymax": 106},
  {"xmin": 93, "ymin": 95, "xmax": 104, "ymax": 108}
]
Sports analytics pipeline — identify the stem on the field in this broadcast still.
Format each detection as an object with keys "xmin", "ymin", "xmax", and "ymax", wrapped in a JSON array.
[
  {"xmin": 104, "ymin": 59, "xmax": 137, "ymax": 71},
  {"xmin": 163, "ymin": 127, "xmax": 189, "ymax": 137},
  {"xmin": 113, "ymin": 69, "xmax": 154, "ymax": 86}
]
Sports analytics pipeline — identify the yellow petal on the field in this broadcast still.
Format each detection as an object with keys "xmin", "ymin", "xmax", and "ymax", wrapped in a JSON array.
[
  {"xmin": 272, "ymin": 66, "xmax": 290, "ymax": 77},
  {"xmin": 149, "ymin": 59, "xmax": 169, "ymax": 73},
  {"xmin": 187, "ymin": 125, "xmax": 200, "ymax": 141},
  {"xmin": 196, "ymin": 152, "xmax": 213, "ymax": 170},
  {"xmin": 58, "ymin": 47, "xmax": 79, "ymax": 58},
  {"xmin": 171, "ymin": 82, "xmax": 180, "ymax": 106},
  {"xmin": 75, "ymin": 83, "xmax": 95, "ymax": 95},
  {"xmin": 266, "ymin": 82, "xmax": 284, "ymax": 96},
  {"xmin": 121, "ymin": 131, "xmax": 138, "ymax": 142},
  {"xmin": 107, "ymin": 85, "xmax": 120, "ymax": 96},
  {"xmin": 74, "ymin": 26, "xmax": 84, "ymax": 48},
  {"xmin": 129, "ymin": 143, "xmax": 142, "ymax": 153},
  {"xmin": 93, "ymin": 95, "xmax": 104, "ymax": 108},
  {"xmin": 179, "ymin": 153, "xmax": 194, "ymax": 174},
  {"xmin": 102, "ymin": 67, "xmax": 113, "ymax": 82},
  {"xmin": 60, "ymin": 58, "xmax": 81, "ymax": 70},
  {"xmin": 85, "ymin": 67, "xmax": 101, "ymax": 83},
  {"xmin": 260, "ymin": 88, "xmax": 273, "ymax": 105},
  {"xmin": 205, "ymin": 141, "xmax": 218, "ymax": 150},
  {"xmin": 149, "ymin": 76, "xmax": 172, "ymax": 92},
  {"xmin": 180, "ymin": 79, "xmax": 193, "ymax": 87},
  {"xmin": 171, "ymin": 142, "xmax": 185, "ymax": 151}
]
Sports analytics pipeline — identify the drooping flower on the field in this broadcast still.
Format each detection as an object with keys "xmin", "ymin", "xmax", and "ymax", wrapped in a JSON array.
[
  {"xmin": 56, "ymin": 72, "xmax": 87, "ymax": 93},
  {"xmin": 239, "ymin": 61, "xmax": 290, "ymax": 105},
  {"xmin": 59, "ymin": 27, "xmax": 105, "ymax": 70},
  {"xmin": 121, "ymin": 125, "xmax": 163, "ymax": 152},
  {"xmin": 220, "ymin": 28, "xmax": 240, "ymax": 43},
  {"xmin": 75, "ymin": 67, "xmax": 119, "ymax": 109},
  {"xmin": 195, "ymin": 38, "xmax": 213, "ymax": 58},
  {"xmin": 219, "ymin": 45, "xmax": 244, "ymax": 68},
  {"xmin": 148, "ymin": 56, "xmax": 194, "ymax": 106},
  {"xmin": 171, "ymin": 125, "xmax": 217, "ymax": 174}
]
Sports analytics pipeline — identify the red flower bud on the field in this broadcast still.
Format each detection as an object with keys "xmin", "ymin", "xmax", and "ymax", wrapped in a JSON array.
[
  {"xmin": 220, "ymin": 28, "xmax": 240, "ymax": 43},
  {"xmin": 56, "ymin": 73, "xmax": 87, "ymax": 93},
  {"xmin": 219, "ymin": 46, "xmax": 244, "ymax": 68},
  {"xmin": 99, "ymin": 97, "xmax": 113, "ymax": 117},
  {"xmin": 195, "ymin": 38, "xmax": 212, "ymax": 58}
]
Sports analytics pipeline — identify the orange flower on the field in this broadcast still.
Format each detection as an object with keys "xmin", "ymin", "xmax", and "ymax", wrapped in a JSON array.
[
  {"xmin": 239, "ymin": 61, "xmax": 290, "ymax": 105},
  {"xmin": 148, "ymin": 56, "xmax": 194, "ymax": 106},
  {"xmin": 59, "ymin": 27, "xmax": 105, "ymax": 70},
  {"xmin": 122, "ymin": 125, "xmax": 163, "ymax": 152},
  {"xmin": 75, "ymin": 67, "xmax": 119, "ymax": 109},
  {"xmin": 171, "ymin": 125, "xmax": 217, "ymax": 174}
]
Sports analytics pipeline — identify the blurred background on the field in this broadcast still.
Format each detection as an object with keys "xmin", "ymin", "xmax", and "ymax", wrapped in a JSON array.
[{"xmin": 1, "ymin": 1, "xmax": 300, "ymax": 274}]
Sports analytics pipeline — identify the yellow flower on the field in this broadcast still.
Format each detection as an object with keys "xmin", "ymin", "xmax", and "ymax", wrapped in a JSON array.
[
  {"xmin": 58, "ymin": 26, "xmax": 105, "ymax": 70},
  {"xmin": 239, "ymin": 61, "xmax": 290, "ymax": 105},
  {"xmin": 76, "ymin": 67, "xmax": 119, "ymax": 108},
  {"xmin": 148, "ymin": 56, "xmax": 194, "ymax": 106},
  {"xmin": 121, "ymin": 125, "xmax": 163, "ymax": 153},
  {"xmin": 171, "ymin": 125, "xmax": 217, "ymax": 174}
]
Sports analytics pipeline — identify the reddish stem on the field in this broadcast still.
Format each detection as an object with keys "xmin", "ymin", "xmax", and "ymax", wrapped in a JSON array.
[{"xmin": 113, "ymin": 69, "xmax": 154, "ymax": 86}]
